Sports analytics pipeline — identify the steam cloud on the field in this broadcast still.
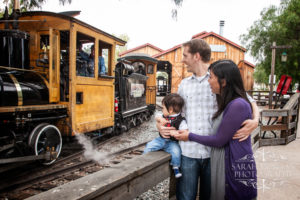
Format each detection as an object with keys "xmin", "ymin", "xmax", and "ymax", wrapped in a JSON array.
[{"xmin": 75, "ymin": 134, "xmax": 109, "ymax": 165}]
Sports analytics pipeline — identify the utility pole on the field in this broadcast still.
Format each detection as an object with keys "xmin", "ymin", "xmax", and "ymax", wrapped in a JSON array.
[
  {"xmin": 269, "ymin": 42, "xmax": 276, "ymax": 109},
  {"xmin": 269, "ymin": 42, "xmax": 292, "ymax": 109}
]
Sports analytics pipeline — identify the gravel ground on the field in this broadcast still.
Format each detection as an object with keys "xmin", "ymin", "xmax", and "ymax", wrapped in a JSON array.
[
  {"xmin": 100, "ymin": 110, "xmax": 161, "ymax": 153},
  {"xmin": 134, "ymin": 178, "xmax": 170, "ymax": 200},
  {"xmin": 98, "ymin": 109, "xmax": 171, "ymax": 200}
]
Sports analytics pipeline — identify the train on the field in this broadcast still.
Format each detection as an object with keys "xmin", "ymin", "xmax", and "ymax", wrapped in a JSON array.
[
  {"xmin": 0, "ymin": 5, "xmax": 157, "ymax": 165},
  {"xmin": 157, "ymin": 75, "xmax": 168, "ymax": 96}
]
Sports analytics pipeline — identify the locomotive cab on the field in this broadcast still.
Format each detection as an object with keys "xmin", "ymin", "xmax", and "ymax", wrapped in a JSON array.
[
  {"xmin": 115, "ymin": 53, "xmax": 157, "ymax": 131},
  {"xmin": 0, "ymin": 6, "xmax": 126, "ymax": 165}
]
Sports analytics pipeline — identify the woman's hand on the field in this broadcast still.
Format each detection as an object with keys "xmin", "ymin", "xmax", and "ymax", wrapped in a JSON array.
[
  {"xmin": 233, "ymin": 119, "xmax": 258, "ymax": 141},
  {"xmin": 172, "ymin": 129, "xmax": 190, "ymax": 141}
]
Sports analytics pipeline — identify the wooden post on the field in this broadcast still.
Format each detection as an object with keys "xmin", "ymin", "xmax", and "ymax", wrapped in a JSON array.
[
  {"xmin": 269, "ymin": 41, "xmax": 276, "ymax": 109},
  {"xmin": 269, "ymin": 43, "xmax": 292, "ymax": 109}
]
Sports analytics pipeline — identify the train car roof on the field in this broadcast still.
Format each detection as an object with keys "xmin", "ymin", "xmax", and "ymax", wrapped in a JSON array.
[
  {"xmin": 118, "ymin": 53, "xmax": 158, "ymax": 63},
  {"xmin": 17, "ymin": 11, "xmax": 126, "ymax": 45}
]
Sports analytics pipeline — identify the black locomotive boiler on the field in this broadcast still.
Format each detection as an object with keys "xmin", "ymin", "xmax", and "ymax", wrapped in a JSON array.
[{"xmin": 114, "ymin": 54, "xmax": 157, "ymax": 131}]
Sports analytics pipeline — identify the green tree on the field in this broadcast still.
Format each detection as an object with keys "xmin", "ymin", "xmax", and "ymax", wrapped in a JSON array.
[
  {"xmin": 253, "ymin": 64, "xmax": 269, "ymax": 89},
  {"xmin": 171, "ymin": 0, "xmax": 183, "ymax": 20},
  {"xmin": 1, "ymin": 0, "xmax": 182, "ymax": 19},
  {"xmin": 241, "ymin": 0, "xmax": 300, "ymax": 86},
  {"xmin": 1, "ymin": 0, "xmax": 71, "ymax": 12},
  {"xmin": 115, "ymin": 33, "xmax": 130, "ymax": 61}
]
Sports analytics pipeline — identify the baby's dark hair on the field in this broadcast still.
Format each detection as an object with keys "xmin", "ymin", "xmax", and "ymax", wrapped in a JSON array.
[{"xmin": 162, "ymin": 93, "xmax": 185, "ymax": 113}]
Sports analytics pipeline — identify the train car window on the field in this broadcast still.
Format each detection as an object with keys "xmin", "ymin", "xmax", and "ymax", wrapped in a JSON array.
[
  {"xmin": 60, "ymin": 30, "xmax": 70, "ymax": 101},
  {"xmin": 132, "ymin": 61, "xmax": 146, "ymax": 75},
  {"xmin": 147, "ymin": 64, "xmax": 154, "ymax": 74},
  {"xmin": 76, "ymin": 32, "xmax": 95, "ymax": 78},
  {"xmin": 39, "ymin": 34, "xmax": 50, "ymax": 60},
  {"xmin": 98, "ymin": 40, "xmax": 112, "ymax": 76},
  {"xmin": 40, "ymin": 35, "xmax": 49, "ymax": 49},
  {"xmin": 76, "ymin": 92, "xmax": 83, "ymax": 104}
]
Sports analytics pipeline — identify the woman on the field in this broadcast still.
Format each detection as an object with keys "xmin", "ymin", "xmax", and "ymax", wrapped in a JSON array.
[{"xmin": 173, "ymin": 59, "xmax": 257, "ymax": 200}]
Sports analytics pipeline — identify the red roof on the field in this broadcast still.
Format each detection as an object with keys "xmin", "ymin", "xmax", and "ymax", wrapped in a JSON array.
[
  {"xmin": 153, "ymin": 44, "xmax": 182, "ymax": 58},
  {"xmin": 153, "ymin": 31, "xmax": 246, "ymax": 58},
  {"xmin": 192, "ymin": 31, "xmax": 246, "ymax": 52},
  {"xmin": 119, "ymin": 43, "xmax": 163, "ymax": 57},
  {"xmin": 239, "ymin": 60, "xmax": 256, "ymax": 68},
  {"xmin": 191, "ymin": 31, "xmax": 208, "ymax": 38}
]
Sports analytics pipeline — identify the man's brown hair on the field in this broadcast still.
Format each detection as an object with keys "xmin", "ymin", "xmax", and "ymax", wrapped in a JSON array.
[
  {"xmin": 162, "ymin": 93, "xmax": 185, "ymax": 113},
  {"xmin": 182, "ymin": 38, "xmax": 211, "ymax": 63}
]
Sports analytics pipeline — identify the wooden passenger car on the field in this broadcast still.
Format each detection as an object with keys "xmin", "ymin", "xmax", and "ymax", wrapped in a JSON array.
[
  {"xmin": 0, "ymin": 11, "xmax": 126, "ymax": 136},
  {"xmin": 118, "ymin": 53, "xmax": 157, "ymax": 108}
]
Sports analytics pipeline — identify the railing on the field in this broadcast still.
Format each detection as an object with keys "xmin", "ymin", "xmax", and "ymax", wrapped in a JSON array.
[
  {"xmin": 259, "ymin": 93, "xmax": 300, "ymax": 146},
  {"xmin": 247, "ymin": 90, "xmax": 295, "ymax": 107},
  {"xmin": 248, "ymin": 90, "xmax": 270, "ymax": 106}
]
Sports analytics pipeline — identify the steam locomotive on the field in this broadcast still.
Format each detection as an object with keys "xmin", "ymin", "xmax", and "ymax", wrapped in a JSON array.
[{"xmin": 0, "ymin": 6, "xmax": 157, "ymax": 165}]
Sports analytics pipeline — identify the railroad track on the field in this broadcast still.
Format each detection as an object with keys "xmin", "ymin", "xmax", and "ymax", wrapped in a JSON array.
[{"xmin": 0, "ymin": 135, "xmax": 149, "ymax": 200}]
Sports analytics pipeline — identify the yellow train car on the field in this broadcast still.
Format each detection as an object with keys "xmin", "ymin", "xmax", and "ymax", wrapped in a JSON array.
[{"xmin": 0, "ymin": 6, "xmax": 126, "ymax": 164}]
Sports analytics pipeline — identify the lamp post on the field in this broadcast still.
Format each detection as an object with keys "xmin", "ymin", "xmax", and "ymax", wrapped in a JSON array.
[
  {"xmin": 281, "ymin": 52, "xmax": 287, "ymax": 63},
  {"xmin": 269, "ymin": 42, "xmax": 292, "ymax": 109}
]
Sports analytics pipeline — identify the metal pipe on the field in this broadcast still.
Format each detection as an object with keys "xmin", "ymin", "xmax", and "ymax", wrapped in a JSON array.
[
  {"xmin": 14, "ymin": 0, "xmax": 20, "ymax": 10},
  {"xmin": 219, "ymin": 20, "xmax": 225, "ymax": 36},
  {"xmin": 25, "ymin": 114, "xmax": 68, "ymax": 122}
]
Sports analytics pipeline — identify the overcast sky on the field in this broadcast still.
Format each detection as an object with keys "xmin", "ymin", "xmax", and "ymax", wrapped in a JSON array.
[{"xmin": 3, "ymin": 0, "xmax": 281, "ymax": 64}]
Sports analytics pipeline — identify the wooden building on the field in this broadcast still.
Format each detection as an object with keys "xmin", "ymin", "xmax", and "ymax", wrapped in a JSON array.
[
  {"xmin": 238, "ymin": 60, "xmax": 255, "ymax": 91},
  {"xmin": 119, "ymin": 43, "xmax": 163, "ymax": 57},
  {"xmin": 121, "ymin": 31, "xmax": 255, "ymax": 93},
  {"xmin": 153, "ymin": 31, "xmax": 255, "ymax": 92}
]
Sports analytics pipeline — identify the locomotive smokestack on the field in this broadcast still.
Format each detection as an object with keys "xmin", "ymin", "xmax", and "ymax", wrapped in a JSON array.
[
  {"xmin": 4, "ymin": 6, "xmax": 9, "ymax": 29},
  {"xmin": 219, "ymin": 20, "xmax": 225, "ymax": 36},
  {"xmin": 12, "ymin": 0, "xmax": 21, "ymax": 29}
]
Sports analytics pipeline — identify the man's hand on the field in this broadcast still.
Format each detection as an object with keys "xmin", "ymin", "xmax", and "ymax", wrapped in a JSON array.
[
  {"xmin": 233, "ymin": 119, "xmax": 258, "ymax": 141},
  {"xmin": 156, "ymin": 116, "xmax": 175, "ymax": 138},
  {"xmin": 160, "ymin": 126, "xmax": 176, "ymax": 138},
  {"xmin": 172, "ymin": 129, "xmax": 190, "ymax": 141}
]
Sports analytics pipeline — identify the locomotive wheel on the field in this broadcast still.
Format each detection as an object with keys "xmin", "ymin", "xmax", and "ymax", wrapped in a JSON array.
[
  {"xmin": 28, "ymin": 123, "xmax": 48, "ymax": 146},
  {"xmin": 144, "ymin": 112, "xmax": 151, "ymax": 121},
  {"xmin": 131, "ymin": 116, "xmax": 137, "ymax": 127},
  {"xmin": 136, "ymin": 114, "xmax": 143, "ymax": 125},
  {"xmin": 142, "ymin": 113, "xmax": 149, "ymax": 121},
  {"xmin": 122, "ymin": 118, "xmax": 131, "ymax": 132},
  {"xmin": 28, "ymin": 123, "xmax": 62, "ymax": 165}
]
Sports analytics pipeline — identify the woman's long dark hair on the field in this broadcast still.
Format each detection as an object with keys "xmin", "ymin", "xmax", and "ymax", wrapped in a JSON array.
[{"xmin": 209, "ymin": 59, "xmax": 252, "ymax": 119}]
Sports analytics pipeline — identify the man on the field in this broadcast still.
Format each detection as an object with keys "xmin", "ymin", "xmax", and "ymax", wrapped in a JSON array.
[
  {"xmin": 157, "ymin": 38, "xmax": 259, "ymax": 200},
  {"xmin": 76, "ymin": 42, "xmax": 90, "ymax": 76},
  {"xmin": 90, "ymin": 45, "xmax": 106, "ymax": 76}
]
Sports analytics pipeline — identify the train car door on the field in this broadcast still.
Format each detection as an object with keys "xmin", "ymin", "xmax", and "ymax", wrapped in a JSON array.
[
  {"xmin": 49, "ymin": 28, "xmax": 60, "ymax": 103},
  {"xmin": 146, "ymin": 63, "xmax": 157, "ymax": 106}
]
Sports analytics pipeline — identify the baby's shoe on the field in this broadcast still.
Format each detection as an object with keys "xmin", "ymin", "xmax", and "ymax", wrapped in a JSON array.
[{"xmin": 173, "ymin": 167, "xmax": 182, "ymax": 178}]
